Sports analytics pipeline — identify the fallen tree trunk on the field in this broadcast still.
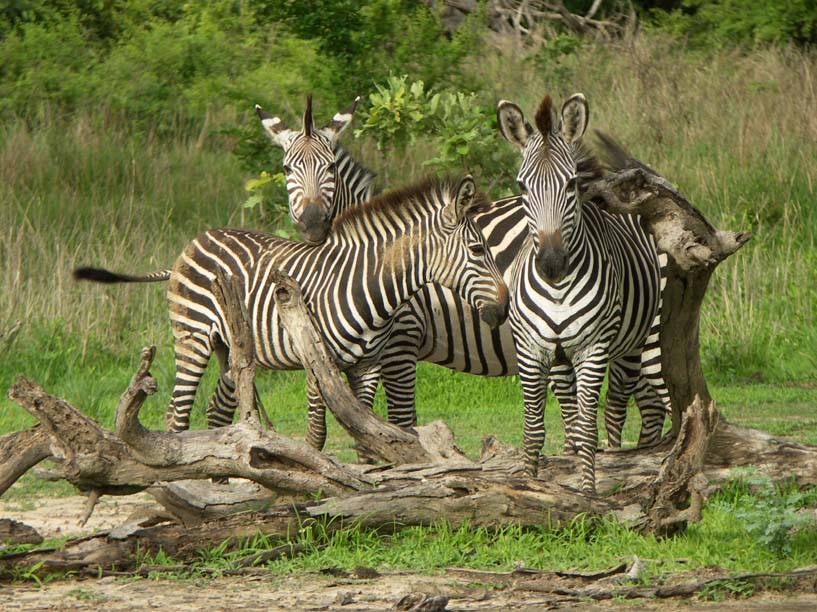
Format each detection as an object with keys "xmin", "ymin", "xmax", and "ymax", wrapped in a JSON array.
[{"xmin": 0, "ymin": 426, "xmax": 51, "ymax": 496}]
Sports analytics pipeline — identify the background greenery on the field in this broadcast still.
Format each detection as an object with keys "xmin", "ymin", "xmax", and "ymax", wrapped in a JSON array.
[{"xmin": 1, "ymin": 0, "xmax": 817, "ymax": 577}]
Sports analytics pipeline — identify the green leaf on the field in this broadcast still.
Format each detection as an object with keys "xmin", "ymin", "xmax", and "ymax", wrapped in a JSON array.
[{"xmin": 242, "ymin": 194, "xmax": 263, "ymax": 209}]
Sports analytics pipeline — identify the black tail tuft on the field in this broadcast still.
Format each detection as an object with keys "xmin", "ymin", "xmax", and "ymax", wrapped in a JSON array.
[{"xmin": 74, "ymin": 266, "xmax": 129, "ymax": 284}]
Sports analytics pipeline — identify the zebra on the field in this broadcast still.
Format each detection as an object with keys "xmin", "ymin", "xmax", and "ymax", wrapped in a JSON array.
[
  {"xmin": 76, "ymin": 175, "xmax": 509, "ymax": 438},
  {"xmin": 496, "ymin": 92, "xmax": 671, "ymax": 493},
  {"xmin": 258, "ymin": 117, "xmax": 668, "ymax": 453},
  {"xmin": 255, "ymin": 95, "xmax": 377, "ymax": 244}
]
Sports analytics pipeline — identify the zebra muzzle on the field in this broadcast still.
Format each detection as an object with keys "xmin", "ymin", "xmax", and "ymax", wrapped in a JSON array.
[
  {"xmin": 297, "ymin": 201, "xmax": 331, "ymax": 244},
  {"xmin": 480, "ymin": 291, "xmax": 509, "ymax": 328},
  {"xmin": 535, "ymin": 244, "xmax": 569, "ymax": 283}
]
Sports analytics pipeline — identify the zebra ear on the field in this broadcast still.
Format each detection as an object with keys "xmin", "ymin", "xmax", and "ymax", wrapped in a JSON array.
[
  {"xmin": 451, "ymin": 175, "xmax": 477, "ymax": 222},
  {"xmin": 497, "ymin": 100, "xmax": 533, "ymax": 150},
  {"xmin": 560, "ymin": 94, "xmax": 589, "ymax": 144},
  {"xmin": 321, "ymin": 96, "xmax": 360, "ymax": 144},
  {"xmin": 255, "ymin": 104, "xmax": 298, "ymax": 148}
]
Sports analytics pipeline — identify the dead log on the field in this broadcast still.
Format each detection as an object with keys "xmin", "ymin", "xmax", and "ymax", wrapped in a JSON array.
[
  {"xmin": 0, "ymin": 384, "xmax": 720, "ymax": 576},
  {"xmin": 6, "ymin": 359, "xmax": 370, "ymax": 505},
  {"xmin": 0, "ymin": 426, "xmax": 51, "ymax": 496}
]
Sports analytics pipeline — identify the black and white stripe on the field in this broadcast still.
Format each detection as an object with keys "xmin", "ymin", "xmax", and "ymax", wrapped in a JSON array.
[
  {"xmin": 497, "ymin": 93, "xmax": 671, "ymax": 493},
  {"xmin": 78, "ymin": 177, "xmax": 509, "ymax": 439}
]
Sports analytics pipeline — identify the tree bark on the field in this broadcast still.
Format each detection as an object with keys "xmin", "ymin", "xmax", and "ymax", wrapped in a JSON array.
[{"xmin": 0, "ymin": 426, "xmax": 51, "ymax": 496}]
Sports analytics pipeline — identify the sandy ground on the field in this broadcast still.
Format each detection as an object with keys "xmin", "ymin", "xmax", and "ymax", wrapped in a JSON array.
[{"xmin": 3, "ymin": 493, "xmax": 817, "ymax": 611}]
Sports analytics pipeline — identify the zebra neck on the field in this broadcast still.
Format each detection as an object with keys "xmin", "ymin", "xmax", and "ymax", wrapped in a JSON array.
[{"xmin": 331, "ymin": 144, "xmax": 376, "ymax": 218}]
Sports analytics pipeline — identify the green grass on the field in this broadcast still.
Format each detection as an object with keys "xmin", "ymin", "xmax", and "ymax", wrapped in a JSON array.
[{"xmin": 125, "ymin": 485, "xmax": 817, "ymax": 580}]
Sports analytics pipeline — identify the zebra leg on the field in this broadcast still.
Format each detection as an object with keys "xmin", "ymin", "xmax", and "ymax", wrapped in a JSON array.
[
  {"xmin": 634, "ymin": 258, "xmax": 672, "ymax": 446},
  {"xmin": 377, "ymin": 307, "xmax": 425, "ymax": 428},
  {"xmin": 604, "ymin": 354, "xmax": 641, "ymax": 449},
  {"xmin": 574, "ymin": 351, "xmax": 608, "ymax": 494},
  {"xmin": 347, "ymin": 365, "xmax": 381, "ymax": 412},
  {"xmin": 347, "ymin": 366, "xmax": 382, "ymax": 464},
  {"xmin": 634, "ymin": 332, "xmax": 672, "ymax": 447},
  {"xmin": 166, "ymin": 331, "xmax": 212, "ymax": 433},
  {"xmin": 549, "ymin": 364, "xmax": 578, "ymax": 454},
  {"xmin": 635, "ymin": 375, "xmax": 670, "ymax": 446},
  {"xmin": 380, "ymin": 355, "xmax": 421, "ymax": 429},
  {"xmin": 518, "ymin": 355, "xmax": 550, "ymax": 477},
  {"xmin": 305, "ymin": 374, "xmax": 327, "ymax": 450},
  {"xmin": 205, "ymin": 339, "xmax": 238, "ymax": 429}
]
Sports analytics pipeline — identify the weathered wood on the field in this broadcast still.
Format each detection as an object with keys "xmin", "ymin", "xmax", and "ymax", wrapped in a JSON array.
[
  {"xmin": 0, "ymin": 518, "xmax": 43, "ymax": 546},
  {"xmin": 211, "ymin": 270, "xmax": 260, "ymax": 427},
  {"xmin": 7, "ymin": 365, "xmax": 369, "ymax": 499},
  {"xmin": 584, "ymin": 133, "xmax": 752, "ymax": 435},
  {"xmin": 0, "ymin": 426, "xmax": 51, "ymax": 496}
]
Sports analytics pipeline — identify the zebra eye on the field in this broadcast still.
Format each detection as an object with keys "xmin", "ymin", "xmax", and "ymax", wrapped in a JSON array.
[
  {"xmin": 327, "ymin": 162, "xmax": 336, "ymax": 173},
  {"xmin": 566, "ymin": 176, "xmax": 579, "ymax": 190},
  {"xmin": 517, "ymin": 180, "xmax": 528, "ymax": 195},
  {"xmin": 468, "ymin": 243, "xmax": 486, "ymax": 257},
  {"xmin": 283, "ymin": 164, "xmax": 292, "ymax": 175}
]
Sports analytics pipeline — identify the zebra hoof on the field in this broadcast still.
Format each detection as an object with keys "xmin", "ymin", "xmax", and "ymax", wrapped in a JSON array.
[
  {"xmin": 580, "ymin": 482, "xmax": 596, "ymax": 496},
  {"xmin": 523, "ymin": 459, "xmax": 540, "ymax": 479}
]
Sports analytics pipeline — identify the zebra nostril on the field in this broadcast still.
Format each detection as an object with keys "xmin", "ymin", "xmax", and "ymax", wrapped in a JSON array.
[
  {"xmin": 298, "ymin": 202, "xmax": 331, "ymax": 244},
  {"xmin": 535, "ymin": 245, "xmax": 569, "ymax": 282}
]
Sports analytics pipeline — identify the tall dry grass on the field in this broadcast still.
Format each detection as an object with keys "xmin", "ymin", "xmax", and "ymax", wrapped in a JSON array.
[{"xmin": 0, "ymin": 117, "xmax": 247, "ymax": 364}]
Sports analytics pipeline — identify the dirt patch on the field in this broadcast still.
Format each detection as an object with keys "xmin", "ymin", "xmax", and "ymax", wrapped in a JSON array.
[
  {"xmin": 2, "ymin": 494, "xmax": 817, "ymax": 611},
  {"xmin": 2, "ymin": 572, "xmax": 817, "ymax": 612},
  {"xmin": 1, "ymin": 493, "xmax": 155, "ymax": 540}
]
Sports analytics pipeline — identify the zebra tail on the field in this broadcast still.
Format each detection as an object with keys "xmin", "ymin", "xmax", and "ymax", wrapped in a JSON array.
[{"xmin": 73, "ymin": 266, "xmax": 171, "ymax": 284}]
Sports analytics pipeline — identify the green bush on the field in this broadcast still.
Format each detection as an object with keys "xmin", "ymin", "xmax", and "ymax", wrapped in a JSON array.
[
  {"xmin": 0, "ymin": 16, "xmax": 98, "ymax": 121},
  {"xmin": 651, "ymin": 0, "xmax": 817, "ymax": 47}
]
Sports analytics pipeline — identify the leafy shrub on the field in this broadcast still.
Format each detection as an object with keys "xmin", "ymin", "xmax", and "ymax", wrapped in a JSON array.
[
  {"xmin": 423, "ymin": 90, "xmax": 518, "ymax": 193},
  {"xmin": 355, "ymin": 77, "xmax": 518, "ymax": 195},
  {"xmin": 0, "ymin": 16, "xmax": 98, "ymax": 121},
  {"xmin": 716, "ymin": 472, "xmax": 817, "ymax": 555},
  {"xmin": 354, "ymin": 76, "xmax": 437, "ymax": 157},
  {"xmin": 651, "ymin": 0, "xmax": 817, "ymax": 47}
]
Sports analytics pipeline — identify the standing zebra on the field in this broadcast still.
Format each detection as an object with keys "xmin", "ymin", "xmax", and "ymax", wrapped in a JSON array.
[
  {"xmin": 77, "ymin": 176, "xmax": 509, "ymax": 437},
  {"xmin": 256, "ymin": 110, "xmax": 668, "ymax": 452},
  {"xmin": 496, "ymin": 93, "xmax": 670, "ymax": 493}
]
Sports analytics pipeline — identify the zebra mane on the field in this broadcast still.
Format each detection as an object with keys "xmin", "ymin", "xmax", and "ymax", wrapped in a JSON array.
[
  {"xmin": 573, "ymin": 139, "xmax": 604, "ymax": 183},
  {"xmin": 533, "ymin": 94, "xmax": 601, "ymax": 181},
  {"xmin": 331, "ymin": 175, "xmax": 490, "ymax": 233},
  {"xmin": 535, "ymin": 95, "xmax": 554, "ymax": 137},
  {"xmin": 333, "ymin": 143, "xmax": 377, "ymax": 194}
]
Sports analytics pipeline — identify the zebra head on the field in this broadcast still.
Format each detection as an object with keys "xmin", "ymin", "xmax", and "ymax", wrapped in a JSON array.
[
  {"xmin": 435, "ymin": 176, "xmax": 509, "ymax": 328},
  {"xmin": 255, "ymin": 95, "xmax": 360, "ymax": 244},
  {"xmin": 497, "ymin": 93, "xmax": 589, "ymax": 284}
]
